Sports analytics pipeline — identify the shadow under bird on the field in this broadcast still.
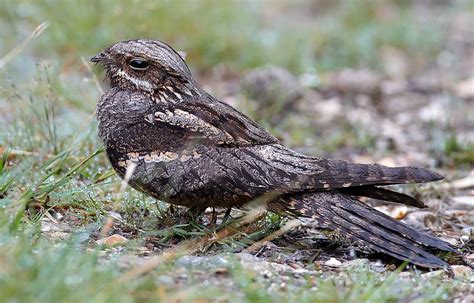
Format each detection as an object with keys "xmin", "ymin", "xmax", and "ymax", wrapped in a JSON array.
[{"xmin": 91, "ymin": 39, "xmax": 457, "ymax": 268}]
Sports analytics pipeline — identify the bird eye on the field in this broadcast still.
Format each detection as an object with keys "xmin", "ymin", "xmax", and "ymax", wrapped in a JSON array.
[{"xmin": 129, "ymin": 58, "xmax": 149, "ymax": 70}]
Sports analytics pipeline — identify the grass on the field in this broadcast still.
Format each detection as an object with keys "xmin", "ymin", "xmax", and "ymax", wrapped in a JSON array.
[
  {"xmin": 0, "ymin": 1, "xmax": 473, "ymax": 302},
  {"xmin": 444, "ymin": 133, "xmax": 474, "ymax": 166},
  {"xmin": 0, "ymin": 227, "xmax": 467, "ymax": 303},
  {"xmin": 0, "ymin": 0, "xmax": 454, "ymax": 78}
]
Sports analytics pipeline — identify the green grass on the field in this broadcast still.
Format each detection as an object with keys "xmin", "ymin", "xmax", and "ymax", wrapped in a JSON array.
[
  {"xmin": 0, "ymin": 1, "xmax": 472, "ymax": 302},
  {"xmin": 0, "ymin": 227, "xmax": 467, "ymax": 303},
  {"xmin": 0, "ymin": 0, "xmax": 454, "ymax": 78},
  {"xmin": 444, "ymin": 133, "xmax": 474, "ymax": 166}
]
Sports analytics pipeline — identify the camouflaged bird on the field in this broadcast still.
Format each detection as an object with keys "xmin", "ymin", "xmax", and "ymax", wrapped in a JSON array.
[{"xmin": 92, "ymin": 39, "xmax": 456, "ymax": 268}]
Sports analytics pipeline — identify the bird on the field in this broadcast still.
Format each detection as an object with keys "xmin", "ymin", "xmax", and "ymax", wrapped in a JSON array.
[{"xmin": 91, "ymin": 39, "xmax": 456, "ymax": 268}]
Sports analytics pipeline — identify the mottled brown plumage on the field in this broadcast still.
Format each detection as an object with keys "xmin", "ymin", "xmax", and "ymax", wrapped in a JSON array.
[{"xmin": 92, "ymin": 39, "xmax": 456, "ymax": 268}]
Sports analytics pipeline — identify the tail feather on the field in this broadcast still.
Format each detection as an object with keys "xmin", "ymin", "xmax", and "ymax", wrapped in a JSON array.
[
  {"xmin": 317, "ymin": 206, "xmax": 442, "ymax": 266},
  {"xmin": 323, "ymin": 200, "xmax": 448, "ymax": 267},
  {"xmin": 340, "ymin": 185, "xmax": 426, "ymax": 208},
  {"xmin": 333, "ymin": 194, "xmax": 454, "ymax": 252},
  {"xmin": 314, "ymin": 162, "xmax": 445, "ymax": 189},
  {"xmin": 270, "ymin": 191, "xmax": 456, "ymax": 268},
  {"xmin": 268, "ymin": 146, "xmax": 444, "ymax": 192}
]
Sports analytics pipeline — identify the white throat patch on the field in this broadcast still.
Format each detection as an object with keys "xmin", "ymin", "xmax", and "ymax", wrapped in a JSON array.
[{"xmin": 117, "ymin": 69, "xmax": 154, "ymax": 92}]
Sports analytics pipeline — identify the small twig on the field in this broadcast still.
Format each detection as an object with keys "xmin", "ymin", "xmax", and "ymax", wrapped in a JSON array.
[
  {"xmin": 81, "ymin": 56, "xmax": 104, "ymax": 94},
  {"xmin": 57, "ymin": 57, "xmax": 102, "ymax": 148},
  {"xmin": 3, "ymin": 149, "xmax": 82, "ymax": 161},
  {"xmin": 117, "ymin": 205, "xmax": 267, "ymax": 283},
  {"xmin": 242, "ymin": 219, "xmax": 301, "ymax": 253},
  {"xmin": 0, "ymin": 22, "xmax": 49, "ymax": 69},
  {"xmin": 100, "ymin": 162, "xmax": 137, "ymax": 238}
]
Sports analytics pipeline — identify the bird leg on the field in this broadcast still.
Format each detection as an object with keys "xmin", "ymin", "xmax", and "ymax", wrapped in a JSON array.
[{"xmin": 221, "ymin": 207, "xmax": 232, "ymax": 225}]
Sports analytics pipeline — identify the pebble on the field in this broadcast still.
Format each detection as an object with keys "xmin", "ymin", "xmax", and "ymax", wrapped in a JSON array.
[
  {"xmin": 328, "ymin": 68, "xmax": 382, "ymax": 96},
  {"xmin": 421, "ymin": 270, "xmax": 445, "ymax": 279},
  {"xmin": 454, "ymin": 294, "xmax": 474, "ymax": 303},
  {"xmin": 49, "ymin": 231, "xmax": 70, "ymax": 240},
  {"xmin": 451, "ymin": 196, "xmax": 474, "ymax": 210},
  {"xmin": 341, "ymin": 259, "xmax": 370, "ymax": 268},
  {"xmin": 175, "ymin": 255, "xmax": 231, "ymax": 270},
  {"xmin": 438, "ymin": 236, "xmax": 459, "ymax": 246},
  {"xmin": 451, "ymin": 265, "xmax": 472, "ymax": 279},
  {"xmin": 324, "ymin": 258, "xmax": 342, "ymax": 267},
  {"xmin": 96, "ymin": 234, "xmax": 128, "ymax": 246},
  {"xmin": 157, "ymin": 275, "xmax": 174, "ymax": 285}
]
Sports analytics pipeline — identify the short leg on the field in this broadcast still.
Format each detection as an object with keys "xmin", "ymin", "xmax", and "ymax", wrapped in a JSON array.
[
  {"xmin": 221, "ymin": 207, "xmax": 232, "ymax": 224},
  {"xmin": 209, "ymin": 208, "xmax": 218, "ymax": 226},
  {"xmin": 186, "ymin": 205, "xmax": 207, "ymax": 221}
]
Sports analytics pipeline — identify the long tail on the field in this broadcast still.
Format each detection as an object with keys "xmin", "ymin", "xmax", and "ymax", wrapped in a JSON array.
[
  {"xmin": 269, "ymin": 191, "xmax": 456, "ymax": 268},
  {"xmin": 339, "ymin": 185, "xmax": 427, "ymax": 208}
]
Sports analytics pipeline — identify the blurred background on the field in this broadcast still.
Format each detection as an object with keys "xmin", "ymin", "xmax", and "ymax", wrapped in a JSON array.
[
  {"xmin": 1, "ymin": 0, "xmax": 472, "ymax": 167},
  {"xmin": 0, "ymin": 1, "xmax": 473, "ymax": 301}
]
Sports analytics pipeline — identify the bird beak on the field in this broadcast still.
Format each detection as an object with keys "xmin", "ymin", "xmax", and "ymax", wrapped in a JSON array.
[{"xmin": 90, "ymin": 52, "xmax": 107, "ymax": 63}]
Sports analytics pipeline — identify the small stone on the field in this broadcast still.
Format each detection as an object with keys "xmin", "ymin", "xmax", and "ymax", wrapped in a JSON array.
[
  {"xmin": 465, "ymin": 253, "xmax": 474, "ymax": 262},
  {"xmin": 455, "ymin": 294, "xmax": 474, "ymax": 303},
  {"xmin": 237, "ymin": 253, "xmax": 294, "ymax": 274},
  {"xmin": 421, "ymin": 270, "xmax": 445, "ymax": 279},
  {"xmin": 454, "ymin": 77, "xmax": 474, "ymax": 98},
  {"xmin": 438, "ymin": 236, "xmax": 459, "ymax": 246},
  {"xmin": 398, "ymin": 272, "xmax": 413, "ymax": 278},
  {"xmin": 451, "ymin": 196, "xmax": 474, "ymax": 210},
  {"xmin": 41, "ymin": 218, "xmax": 66, "ymax": 233},
  {"xmin": 175, "ymin": 255, "xmax": 231, "ymax": 270},
  {"xmin": 403, "ymin": 211, "xmax": 439, "ymax": 230},
  {"xmin": 419, "ymin": 102, "xmax": 446, "ymax": 123},
  {"xmin": 451, "ymin": 265, "xmax": 472, "ymax": 279},
  {"xmin": 288, "ymin": 262, "xmax": 303, "ymax": 269},
  {"xmin": 311, "ymin": 97, "xmax": 344, "ymax": 124},
  {"xmin": 241, "ymin": 66, "xmax": 303, "ymax": 106},
  {"xmin": 52, "ymin": 212, "xmax": 64, "ymax": 221},
  {"xmin": 328, "ymin": 68, "xmax": 382, "ymax": 96},
  {"xmin": 450, "ymin": 173, "xmax": 474, "ymax": 189},
  {"xmin": 135, "ymin": 246, "xmax": 151, "ymax": 256},
  {"xmin": 96, "ymin": 234, "xmax": 128, "ymax": 246},
  {"xmin": 157, "ymin": 275, "xmax": 174, "ymax": 285},
  {"xmin": 49, "ymin": 231, "xmax": 70, "ymax": 240},
  {"xmin": 108, "ymin": 211, "xmax": 123, "ymax": 220},
  {"xmin": 293, "ymin": 268, "xmax": 310, "ymax": 274},
  {"xmin": 462, "ymin": 227, "xmax": 474, "ymax": 236},
  {"xmin": 324, "ymin": 258, "xmax": 342, "ymax": 267},
  {"xmin": 341, "ymin": 259, "xmax": 370, "ymax": 268},
  {"xmin": 383, "ymin": 205, "xmax": 408, "ymax": 220},
  {"xmin": 214, "ymin": 267, "xmax": 229, "ymax": 276}
]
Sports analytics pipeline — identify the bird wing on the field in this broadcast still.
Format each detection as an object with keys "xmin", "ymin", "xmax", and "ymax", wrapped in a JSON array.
[
  {"xmin": 142, "ymin": 143, "xmax": 442, "ymax": 208},
  {"xmin": 153, "ymin": 94, "xmax": 279, "ymax": 147},
  {"xmin": 251, "ymin": 144, "xmax": 444, "ymax": 191},
  {"xmin": 162, "ymin": 98, "xmax": 443, "ymax": 188},
  {"xmin": 149, "ymin": 97, "xmax": 442, "ymax": 205}
]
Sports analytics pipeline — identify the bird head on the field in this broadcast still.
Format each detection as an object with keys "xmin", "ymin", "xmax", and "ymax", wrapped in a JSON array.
[{"xmin": 91, "ymin": 39, "xmax": 194, "ymax": 93}]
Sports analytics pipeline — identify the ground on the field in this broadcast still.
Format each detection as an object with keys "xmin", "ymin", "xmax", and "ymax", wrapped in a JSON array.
[{"xmin": 0, "ymin": 1, "xmax": 473, "ymax": 302}]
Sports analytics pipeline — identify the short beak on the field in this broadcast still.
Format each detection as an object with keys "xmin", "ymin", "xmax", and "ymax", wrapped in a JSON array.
[{"xmin": 90, "ymin": 52, "xmax": 107, "ymax": 63}]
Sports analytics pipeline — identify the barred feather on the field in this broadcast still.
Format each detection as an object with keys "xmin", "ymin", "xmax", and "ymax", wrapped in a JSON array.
[
  {"xmin": 94, "ymin": 39, "xmax": 455, "ymax": 268},
  {"xmin": 270, "ymin": 191, "xmax": 455, "ymax": 268}
]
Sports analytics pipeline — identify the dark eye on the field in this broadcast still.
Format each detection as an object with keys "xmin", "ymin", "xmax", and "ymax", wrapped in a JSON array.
[{"xmin": 129, "ymin": 58, "xmax": 149, "ymax": 70}]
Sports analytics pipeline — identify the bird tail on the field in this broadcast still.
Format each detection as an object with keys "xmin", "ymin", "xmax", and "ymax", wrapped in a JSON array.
[
  {"xmin": 339, "ymin": 185, "xmax": 427, "ymax": 208},
  {"xmin": 269, "ymin": 191, "xmax": 456, "ymax": 268}
]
